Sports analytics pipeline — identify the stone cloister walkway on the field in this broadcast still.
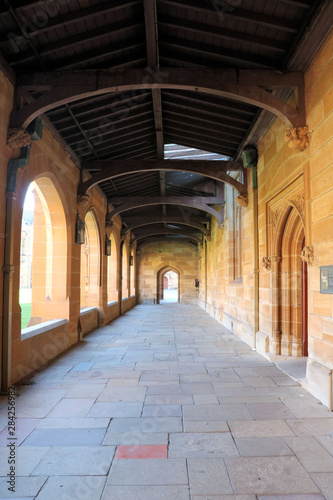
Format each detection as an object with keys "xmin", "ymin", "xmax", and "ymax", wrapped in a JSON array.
[{"xmin": 1, "ymin": 304, "xmax": 333, "ymax": 499}]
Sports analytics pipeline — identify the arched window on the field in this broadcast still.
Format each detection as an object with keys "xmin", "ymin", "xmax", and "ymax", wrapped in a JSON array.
[
  {"xmin": 130, "ymin": 249, "xmax": 135, "ymax": 297},
  {"xmin": 80, "ymin": 211, "xmax": 100, "ymax": 309},
  {"xmin": 121, "ymin": 242, "xmax": 128, "ymax": 300},
  {"xmin": 107, "ymin": 232, "xmax": 118, "ymax": 303},
  {"xmin": 19, "ymin": 178, "xmax": 68, "ymax": 330}
]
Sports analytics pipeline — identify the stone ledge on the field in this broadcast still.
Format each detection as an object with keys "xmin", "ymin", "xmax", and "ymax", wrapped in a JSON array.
[
  {"xmin": 80, "ymin": 306, "xmax": 98, "ymax": 315},
  {"xmin": 107, "ymin": 300, "xmax": 118, "ymax": 307},
  {"xmin": 21, "ymin": 318, "xmax": 68, "ymax": 340}
]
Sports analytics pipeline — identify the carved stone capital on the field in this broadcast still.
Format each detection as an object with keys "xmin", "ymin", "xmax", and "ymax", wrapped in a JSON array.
[
  {"xmin": 301, "ymin": 245, "xmax": 314, "ymax": 266},
  {"xmin": 7, "ymin": 128, "xmax": 31, "ymax": 150},
  {"xmin": 105, "ymin": 220, "xmax": 114, "ymax": 228},
  {"xmin": 205, "ymin": 235, "xmax": 211, "ymax": 242},
  {"xmin": 236, "ymin": 194, "xmax": 248, "ymax": 207},
  {"xmin": 285, "ymin": 126, "xmax": 310, "ymax": 151},
  {"xmin": 216, "ymin": 221, "xmax": 224, "ymax": 229},
  {"xmin": 262, "ymin": 257, "xmax": 271, "ymax": 271},
  {"xmin": 77, "ymin": 194, "xmax": 90, "ymax": 207}
]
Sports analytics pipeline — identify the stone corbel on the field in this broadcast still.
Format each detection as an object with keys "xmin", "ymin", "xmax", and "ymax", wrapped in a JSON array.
[
  {"xmin": 105, "ymin": 219, "xmax": 113, "ymax": 228},
  {"xmin": 285, "ymin": 126, "xmax": 310, "ymax": 151},
  {"xmin": 77, "ymin": 194, "xmax": 90, "ymax": 207},
  {"xmin": 7, "ymin": 128, "xmax": 31, "ymax": 150},
  {"xmin": 205, "ymin": 235, "xmax": 211, "ymax": 242},
  {"xmin": 236, "ymin": 194, "xmax": 248, "ymax": 207},
  {"xmin": 216, "ymin": 220, "xmax": 224, "ymax": 229},
  {"xmin": 262, "ymin": 257, "xmax": 271, "ymax": 271},
  {"xmin": 300, "ymin": 245, "xmax": 314, "ymax": 266}
]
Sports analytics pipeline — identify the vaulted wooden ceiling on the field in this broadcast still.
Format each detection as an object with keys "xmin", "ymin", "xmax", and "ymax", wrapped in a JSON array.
[{"xmin": 1, "ymin": 0, "xmax": 332, "ymax": 247}]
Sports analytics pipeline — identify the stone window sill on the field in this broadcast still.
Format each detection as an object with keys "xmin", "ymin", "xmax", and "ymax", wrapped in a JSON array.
[
  {"xmin": 80, "ymin": 307, "xmax": 98, "ymax": 315},
  {"xmin": 230, "ymin": 277, "xmax": 243, "ymax": 285},
  {"xmin": 21, "ymin": 319, "xmax": 68, "ymax": 340},
  {"xmin": 107, "ymin": 301, "xmax": 118, "ymax": 307}
]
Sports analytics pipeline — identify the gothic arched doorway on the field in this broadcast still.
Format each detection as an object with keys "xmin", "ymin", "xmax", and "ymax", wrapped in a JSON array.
[
  {"xmin": 275, "ymin": 205, "xmax": 308, "ymax": 357},
  {"xmin": 157, "ymin": 266, "xmax": 180, "ymax": 304}
]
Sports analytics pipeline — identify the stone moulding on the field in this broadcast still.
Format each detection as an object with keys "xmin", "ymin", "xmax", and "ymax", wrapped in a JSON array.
[
  {"xmin": 77, "ymin": 194, "xmax": 90, "ymax": 207},
  {"xmin": 262, "ymin": 257, "xmax": 272, "ymax": 270},
  {"xmin": 7, "ymin": 128, "xmax": 31, "ymax": 150},
  {"xmin": 285, "ymin": 126, "xmax": 310, "ymax": 151},
  {"xmin": 300, "ymin": 245, "xmax": 314, "ymax": 265},
  {"xmin": 236, "ymin": 194, "xmax": 248, "ymax": 207}
]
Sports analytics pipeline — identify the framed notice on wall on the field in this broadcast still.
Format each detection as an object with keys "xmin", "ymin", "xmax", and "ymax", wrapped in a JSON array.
[{"xmin": 320, "ymin": 266, "xmax": 333, "ymax": 294}]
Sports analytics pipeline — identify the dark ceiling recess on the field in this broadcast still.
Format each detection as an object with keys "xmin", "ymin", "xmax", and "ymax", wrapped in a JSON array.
[{"xmin": 1, "ymin": 0, "xmax": 332, "ymax": 247}]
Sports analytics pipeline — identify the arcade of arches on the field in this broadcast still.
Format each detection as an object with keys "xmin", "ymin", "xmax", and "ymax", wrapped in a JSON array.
[{"xmin": 0, "ymin": 28, "xmax": 333, "ymax": 412}]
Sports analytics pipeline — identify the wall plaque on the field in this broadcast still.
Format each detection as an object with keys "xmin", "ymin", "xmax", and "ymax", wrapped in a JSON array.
[{"xmin": 320, "ymin": 266, "xmax": 333, "ymax": 294}]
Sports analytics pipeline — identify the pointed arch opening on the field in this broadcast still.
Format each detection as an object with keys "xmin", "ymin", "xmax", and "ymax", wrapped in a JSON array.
[
  {"xmin": 80, "ymin": 210, "xmax": 100, "ymax": 309},
  {"xmin": 275, "ymin": 204, "xmax": 307, "ymax": 357},
  {"xmin": 107, "ymin": 232, "xmax": 118, "ymax": 304},
  {"xmin": 157, "ymin": 266, "xmax": 180, "ymax": 304},
  {"xmin": 19, "ymin": 177, "xmax": 68, "ymax": 331}
]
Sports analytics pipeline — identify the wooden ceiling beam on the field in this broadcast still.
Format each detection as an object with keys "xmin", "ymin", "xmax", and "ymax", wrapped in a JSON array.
[
  {"xmin": 164, "ymin": 132, "xmax": 236, "ymax": 156},
  {"xmin": 132, "ymin": 228, "xmax": 203, "ymax": 245},
  {"xmin": 159, "ymin": 39, "xmax": 277, "ymax": 69},
  {"xmin": 7, "ymin": 19, "xmax": 143, "ymax": 65},
  {"xmin": 161, "ymin": 0, "xmax": 299, "ymax": 32},
  {"xmin": 48, "ymin": 91, "xmax": 151, "ymax": 120},
  {"xmin": 162, "ymin": 97, "xmax": 251, "ymax": 127},
  {"xmin": 163, "ymin": 114, "xmax": 245, "ymax": 139},
  {"xmin": 107, "ymin": 196, "xmax": 224, "ymax": 223},
  {"xmin": 92, "ymin": 134, "xmax": 155, "ymax": 156},
  {"xmin": 67, "ymin": 119, "xmax": 154, "ymax": 146},
  {"xmin": 12, "ymin": 68, "xmax": 305, "ymax": 130},
  {"xmin": 143, "ymin": 0, "xmax": 165, "ymax": 213},
  {"xmin": 164, "ymin": 117, "xmax": 243, "ymax": 142},
  {"xmin": 95, "ymin": 143, "xmax": 157, "ymax": 161},
  {"xmin": 159, "ymin": 15, "xmax": 288, "ymax": 52},
  {"xmin": 78, "ymin": 159, "xmax": 245, "ymax": 197},
  {"xmin": 162, "ymin": 90, "xmax": 255, "ymax": 117},
  {"xmin": 136, "ymin": 236, "xmax": 198, "ymax": 249},
  {"xmin": 48, "ymin": 40, "xmax": 146, "ymax": 71},
  {"xmin": 122, "ymin": 217, "xmax": 211, "ymax": 236},
  {"xmin": 163, "ymin": 125, "xmax": 240, "ymax": 147},
  {"xmin": 58, "ymin": 106, "xmax": 153, "ymax": 134},
  {"xmin": 0, "ymin": 0, "xmax": 141, "ymax": 38}
]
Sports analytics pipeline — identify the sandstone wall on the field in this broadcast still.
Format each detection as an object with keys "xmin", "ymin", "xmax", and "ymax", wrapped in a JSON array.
[{"xmin": 136, "ymin": 241, "xmax": 199, "ymax": 305}]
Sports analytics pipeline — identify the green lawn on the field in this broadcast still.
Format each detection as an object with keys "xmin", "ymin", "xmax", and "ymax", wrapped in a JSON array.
[{"xmin": 20, "ymin": 303, "xmax": 31, "ymax": 329}]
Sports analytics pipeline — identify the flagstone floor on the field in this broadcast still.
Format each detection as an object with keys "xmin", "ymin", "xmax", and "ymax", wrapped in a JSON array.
[{"xmin": 0, "ymin": 303, "xmax": 333, "ymax": 500}]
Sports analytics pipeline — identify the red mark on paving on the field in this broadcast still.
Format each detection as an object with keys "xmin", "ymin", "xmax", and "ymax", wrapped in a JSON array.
[{"xmin": 115, "ymin": 444, "xmax": 168, "ymax": 459}]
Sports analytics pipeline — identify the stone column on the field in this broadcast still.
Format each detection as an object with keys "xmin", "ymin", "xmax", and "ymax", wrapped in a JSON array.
[{"xmin": 271, "ymin": 255, "xmax": 282, "ymax": 355}]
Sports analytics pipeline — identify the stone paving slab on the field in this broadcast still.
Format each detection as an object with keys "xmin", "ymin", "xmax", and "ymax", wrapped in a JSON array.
[
  {"xmin": 169, "ymin": 432, "xmax": 239, "ymax": 458},
  {"xmin": 102, "ymin": 431, "xmax": 168, "ymax": 445},
  {"xmin": 226, "ymin": 456, "xmax": 320, "ymax": 495},
  {"xmin": 31, "ymin": 446, "xmax": 115, "ymax": 476},
  {"xmin": 0, "ymin": 477, "xmax": 47, "ymax": 498},
  {"xmin": 235, "ymin": 437, "xmax": 294, "ymax": 457},
  {"xmin": 0, "ymin": 446, "xmax": 49, "ymax": 476},
  {"xmin": 21, "ymin": 428, "xmax": 106, "ymax": 447},
  {"xmin": 188, "ymin": 458, "xmax": 233, "ymax": 495},
  {"xmin": 0, "ymin": 303, "xmax": 332, "ymax": 499},
  {"xmin": 310, "ymin": 473, "xmax": 333, "ymax": 500},
  {"xmin": 106, "ymin": 416, "xmax": 182, "ymax": 433},
  {"xmin": 101, "ymin": 485, "xmax": 190, "ymax": 499},
  {"xmin": 107, "ymin": 458, "xmax": 188, "ymax": 485},
  {"xmin": 35, "ymin": 417, "xmax": 110, "ymax": 429},
  {"xmin": 87, "ymin": 401, "xmax": 143, "ymax": 418},
  {"xmin": 35, "ymin": 476, "xmax": 106, "ymax": 500},
  {"xmin": 183, "ymin": 403, "xmax": 254, "ymax": 421},
  {"xmin": 229, "ymin": 420, "xmax": 295, "ymax": 438}
]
